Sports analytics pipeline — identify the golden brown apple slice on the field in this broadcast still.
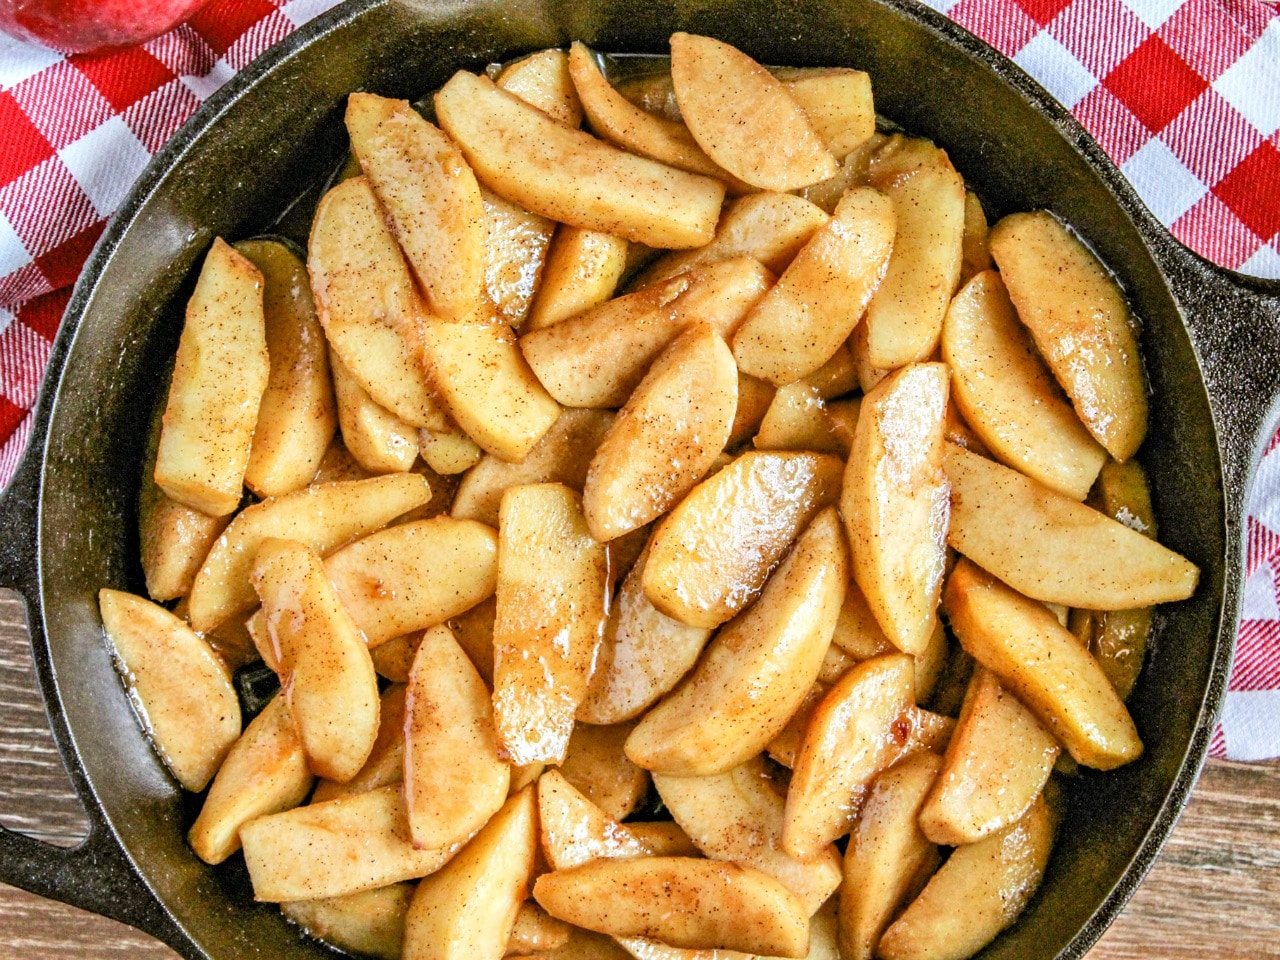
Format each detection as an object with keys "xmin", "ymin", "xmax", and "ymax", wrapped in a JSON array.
[
  {"xmin": 643, "ymin": 451, "xmax": 843, "ymax": 629},
  {"xmin": 534, "ymin": 857, "xmax": 810, "ymax": 958},
  {"xmin": 583, "ymin": 322, "xmax": 737, "ymax": 541},
  {"xmin": 917, "ymin": 668, "xmax": 1059, "ymax": 845},
  {"xmin": 959, "ymin": 191, "xmax": 992, "ymax": 283},
  {"xmin": 878, "ymin": 792, "xmax": 1059, "ymax": 960},
  {"xmin": 727, "ymin": 372, "xmax": 778, "ymax": 448},
  {"xmin": 449, "ymin": 596, "xmax": 497, "ymax": 686},
  {"xmin": 154, "ymin": 237, "xmax": 268, "ymax": 516},
  {"xmin": 653, "ymin": 755, "xmax": 842, "ymax": 915},
  {"xmin": 308, "ymin": 176, "xmax": 448, "ymax": 431},
  {"xmin": 754, "ymin": 382, "xmax": 846, "ymax": 456},
  {"xmin": 537, "ymin": 769, "xmax": 654, "ymax": 869},
  {"xmin": 329, "ymin": 349, "xmax": 419, "ymax": 474},
  {"xmin": 670, "ymin": 33, "xmax": 836, "ymax": 191},
  {"xmin": 188, "ymin": 694, "xmax": 312, "ymax": 865},
  {"xmin": 776, "ymin": 67, "xmax": 876, "ymax": 159},
  {"xmin": 942, "ymin": 270, "xmax": 1106, "ymax": 500},
  {"xmin": 282, "ymin": 884, "xmax": 412, "ymax": 960},
  {"xmin": 346, "ymin": 93, "xmax": 488, "ymax": 324},
  {"xmin": 841, "ymin": 363, "xmax": 950, "ymax": 656},
  {"xmin": 98, "ymin": 589, "xmax": 241, "ymax": 792},
  {"xmin": 733, "ymin": 187, "xmax": 895, "ymax": 384},
  {"xmin": 782, "ymin": 653, "xmax": 915, "ymax": 859},
  {"xmin": 240, "ymin": 785, "xmax": 463, "ymax": 902},
  {"xmin": 507, "ymin": 903, "xmax": 573, "ymax": 955},
  {"xmin": 521, "ymin": 257, "xmax": 772, "ymax": 409},
  {"xmin": 624, "ymin": 821, "xmax": 701, "ymax": 858},
  {"xmin": 404, "ymin": 625, "xmax": 510, "ymax": 850},
  {"xmin": 943, "ymin": 559, "xmax": 1142, "ymax": 769},
  {"xmin": 989, "ymin": 210, "xmax": 1147, "ymax": 461},
  {"xmin": 238, "ymin": 239, "xmax": 336, "ymax": 498},
  {"xmin": 482, "ymin": 186, "xmax": 556, "ymax": 328},
  {"xmin": 252, "ymin": 538, "xmax": 380, "ymax": 783},
  {"xmin": 401, "ymin": 787, "xmax": 537, "ymax": 960},
  {"xmin": 558, "ymin": 721, "xmax": 650, "ymax": 821},
  {"xmin": 418, "ymin": 426, "xmax": 483, "ymax": 475},
  {"xmin": 496, "ymin": 48, "xmax": 582, "ymax": 127},
  {"xmin": 312, "ymin": 682, "xmax": 407, "ymax": 803},
  {"xmin": 837, "ymin": 749, "xmax": 941, "ymax": 960},
  {"xmin": 436, "ymin": 70, "xmax": 725, "ymax": 249},
  {"xmin": 944, "ymin": 443, "xmax": 1198, "ymax": 608},
  {"xmin": 493, "ymin": 484, "xmax": 609, "ymax": 765},
  {"xmin": 526, "ymin": 226, "xmax": 629, "ymax": 330},
  {"xmin": 626, "ymin": 508, "xmax": 848, "ymax": 774}
]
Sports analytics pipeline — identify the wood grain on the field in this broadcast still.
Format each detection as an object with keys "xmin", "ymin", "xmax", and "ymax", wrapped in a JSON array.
[{"xmin": 0, "ymin": 590, "xmax": 1275, "ymax": 960}]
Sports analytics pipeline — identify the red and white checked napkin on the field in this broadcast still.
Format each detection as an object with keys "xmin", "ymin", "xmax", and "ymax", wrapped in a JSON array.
[{"xmin": 0, "ymin": 0, "xmax": 1277, "ymax": 758}]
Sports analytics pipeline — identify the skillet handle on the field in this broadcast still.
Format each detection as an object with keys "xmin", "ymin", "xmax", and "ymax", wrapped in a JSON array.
[{"xmin": 0, "ymin": 448, "xmax": 183, "ymax": 947}]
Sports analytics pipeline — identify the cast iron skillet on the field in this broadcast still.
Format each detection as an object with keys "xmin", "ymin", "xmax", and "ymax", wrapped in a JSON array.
[{"xmin": 0, "ymin": 0, "xmax": 1276, "ymax": 957}]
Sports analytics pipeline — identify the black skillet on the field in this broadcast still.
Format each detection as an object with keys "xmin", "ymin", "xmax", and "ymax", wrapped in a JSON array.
[{"xmin": 0, "ymin": 0, "xmax": 1276, "ymax": 957}]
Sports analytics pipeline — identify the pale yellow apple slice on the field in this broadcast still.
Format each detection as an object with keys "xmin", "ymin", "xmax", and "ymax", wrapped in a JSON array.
[
  {"xmin": 312, "ymin": 682, "xmax": 407, "ymax": 803},
  {"xmin": 452, "ymin": 409, "xmax": 614, "ymax": 526},
  {"xmin": 507, "ymin": 903, "xmax": 573, "ymax": 955},
  {"xmin": 308, "ymin": 176, "xmax": 449, "ymax": 431},
  {"xmin": 482, "ymin": 185, "xmax": 555, "ymax": 328},
  {"xmin": 558, "ymin": 721, "xmax": 649, "ymax": 822},
  {"xmin": 943, "ymin": 558, "xmax": 1142, "ymax": 769},
  {"xmin": 252, "ymin": 538, "xmax": 380, "ymax": 782},
  {"xmin": 188, "ymin": 473, "xmax": 432, "ymax": 632},
  {"xmin": 989, "ymin": 210, "xmax": 1147, "ymax": 461},
  {"xmin": 436, "ymin": 70, "xmax": 725, "ymax": 249},
  {"xmin": 583, "ymin": 322, "xmax": 737, "ymax": 541},
  {"xmin": 537, "ymin": 769, "xmax": 653, "ymax": 869},
  {"xmin": 496, "ymin": 48, "xmax": 582, "ymax": 127},
  {"xmin": 959, "ymin": 191, "xmax": 992, "ymax": 283},
  {"xmin": 368, "ymin": 635, "xmax": 417, "ymax": 683},
  {"xmin": 917, "ymin": 668, "xmax": 1059, "ymax": 845},
  {"xmin": 626, "ymin": 508, "xmax": 848, "ymax": 774},
  {"xmin": 312, "ymin": 439, "xmax": 373, "ymax": 484},
  {"xmin": 401, "ymin": 787, "xmax": 537, "ymax": 960},
  {"xmin": 624, "ymin": 821, "xmax": 700, "ymax": 858},
  {"xmin": 754, "ymin": 382, "xmax": 846, "ymax": 456},
  {"xmin": 577, "ymin": 544, "xmax": 712, "ymax": 725},
  {"xmin": 422, "ymin": 316, "xmax": 561, "ymax": 462},
  {"xmin": 346, "ymin": 93, "xmax": 488, "ymax": 324},
  {"xmin": 449, "ymin": 596, "xmax": 496, "ymax": 686},
  {"xmin": 878, "ymin": 792, "xmax": 1058, "ymax": 960},
  {"xmin": 670, "ymin": 33, "xmax": 836, "ymax": 191},
  {"xmin": 841, "ymin": 363, "xmax": 950, "ymax": 656},
  {"xmin": 782, "ymin": 653, "xmax": 915, "ymax": 859},
  {"xmin": 240, "ymin": 785, "xmax": 463, "ymax": 902},
  {"xmin": 837, "ymin": 749, "xmax": 941, "ymax": 960},
  {"xmin": 942, "ymin": 270, "xmax": 1106, "ymax": 500},
  {"xmin": 643, "ymin": 451, "xmax": 843, "ymax": 629},
  {"xmin": 282, "ymin": 884, "xmax": 412, "ymax": 960},
  {"xmin": 188, "ymin": 694, "xmax": 312, "ymax": 864},
  {"xmin": 733, "ymin": 187, "xmax": 895, "ymax": 384},
  {"xmin": 404, "ymin": 625, "xmax": 510, "ymax": 850},
  {"xmin": 418, "ymin": 426, "xmax": 483, "ymax": 475},
  {"xmin": 493, "ymin": 484, "xmax": 609, "ymax": 765},
  {"xmin": 154, "ymin": 237, "xmax": 268, "ymax": 516},
  {"xmin": 727, "ymin": 372, "xmax": 778, "ymax": 448},
  {"xmin": 776, "ymin": 67, "xmax": 876, "ymax": 159},
  {"xmin": 653, "ymin": 755, "xmax": 842, "ymax": 915},
  {"xmin": 944, "ymin": 443, "xmax": 1198, "ymax": 608},
  {"xmin": 98, "ymin": 589, "xmax": 240, "ymax": 792},
  {"xmin": 526, "ymin": 226, "xmax": 629, "ymax": 330},
  {"xmin": 329, "ymin": 349, "xmax": 419, "ymax": 474},
  {"xmin": 237, "ymin": 238, "xmax": 336, "ymax": 498},
  {"xmin": 520, "ymin": 257, "xmax": 772, "ymax": 409}
]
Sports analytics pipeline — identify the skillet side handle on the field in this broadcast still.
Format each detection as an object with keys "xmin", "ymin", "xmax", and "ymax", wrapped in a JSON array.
[{"xmin": 0, "ymin": 450, "xmax": 184, "ymax": 949}]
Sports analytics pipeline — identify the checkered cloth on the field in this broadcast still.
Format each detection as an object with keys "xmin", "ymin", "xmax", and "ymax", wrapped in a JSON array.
[{"xmin": 0, "ymin": 0, "xmax": 1277, "ymax": 758}]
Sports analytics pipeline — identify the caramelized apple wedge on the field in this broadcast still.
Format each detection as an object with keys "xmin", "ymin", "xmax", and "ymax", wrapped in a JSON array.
[
  {"xmin": 537, "ymin": 769, "xmax": 653, "ymax": 869},
  {"xmin": 482, "ymin": 186, "xmax": 556, "ymax": 329},
  {"xmin": 496, "ymin": 48, "xmax": 582, "ymax": 127},
  {"xmin": 526, "ymin": 226, "xmax": 629, "ymax": 330},
  {"xmin": 558, "ymin": 721, "xmax": 650, "ymax": 822},
  {"xmin": 330, "ymin": 350, "xmax": 419, "ymax": 474},
  {"xmin": 282, "ymin": 885, "xmax": 412, "ymax": 960},
  {"xmin": 777, "ymin": 67, "xmax": 876, "ymax": 159},
  {"xmin": 312, "ymin": 683, "xmax": 407, "ymax": 803}
]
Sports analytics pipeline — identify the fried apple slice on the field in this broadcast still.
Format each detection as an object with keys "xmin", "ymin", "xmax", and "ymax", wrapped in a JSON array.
[
  {"xmin": 782, "ymin": 653, "xmax": 915, "ymax": 859},
  {"xmin": 878, "ymin": 792, "xmax": 1058, "ymax": 960},
  {"xmin": 671, "ymin": 33, "xmax": 836, "ymax": 191},
  {"xmin": 644, "ymin": 451, "xmax": 843, "ymax": 629},
  {"xmin": 493, "ymin": 484, "xmax": 609, "ymax": 765},
  {"xmin": 139, "ymin": 436, "xmax": 229, "ymax": 601},
  {"xmin": 312, "ymin": 683, "xmax": 407, "ymax": 803},
  {"xmin": 330, "ymin": 349, "xmax": 419, "ymax": 474},
  {"xmin": 496, "ymin": 48, "xmax": 582, "ymax": 127},
  {"xmin": 535, "ymin": 857, "xmax": 809, "ymax": 958},
  {"xmin": 346, "ymin": 93, "xmax": 488, "ymax": 324},
  {"xmin": 252, "ymin": 538, "xmax": 380, "ymax": 782},
  {"xmin": 917, "ymin": 668, "xmax": 1059, "ymax": 845},
  {"xmin": 436, "ymin": 70, "xmax": 724, "ymax": 249},
  {"xmin": 624, "ymin": 821, "xmax": 701, "ymax": 858},
  {"xmin": 404, "ymin": 626, "xmax": 510, "ymax": 849},
  {"xmin": 842, "ymin": 363, "xmax": 950, "ymax": 655},
  {"xmin": 728, "ymin": 372, "xmax": 778, "ymax": 448},
  {"xmin": 959, "ymin": 191, "xmax": 992, "ymax": 283},
  {"xmin": 308, "ymin": 176, "xmax": 448, "ymax": 430},
  {"xmin": 776, "ymin": 67, "xmax": 876, "ymax": 159},
  {"xmin": 282, "ymin": 884, "xmax": 412, "ymax": 960},
  {"xmin": 521, "ymin": 257, "xmax": 772, "ymax": 408},
  {"xmin": 154, "ymin": 238, "xmax": 268, "ymax": 516},
  {"xmin": 422, "ymin": 316, "xmax": 561, "ymax": 462},
  {"xmin": 653, "ymin": 755, "xmax": 841, "ymax": 915},
  {"xmin": 627, "ymin": 508, "xmax": 848, "ymax": 774},
  {"xmin": 241, "ymin": 785, "xmax": 462, "ymax": 902},
  {"xmin": 942, "ymin": 270, "xmax": 1106, "ymax": 500},
  {"xmin": 449, "ymin": 596, "xmax": 497, "ymax": 686},
  {"xmin": 418, "ymin": 426, "xmax": 483, "ymax": 475},
  {"xmin": 944, "ymin": 443, "xmax": 1198, "ymax": 608},
  {"xmin": 188, "ymin": 694, "xmax": 312, "ymax": 864},
  {"xmin": 526, "ymin": 226, "xmax": 629, "ymax": 330},
  {"xmin": 482, "ymin": 186, "xmax": 556, "ymax": 328},
  {"xmin": 558, "ymin": 721, "xmax": 649, "ymax": 821},
  {"xmin": 367, "ymin": 632, "xmax": 420, "ymax": 680},
  {"xmin": 402, "ymin": 787, "xmax": 537, "ymax": 960},
  {"xmin": 98, "ymin": 589, "xmax": 240, "ymax": 792},
  {"xmin": 754, "ymin": 382, "xmax": 846, "ymax": 456},
  {"xmin": 733, "ymin": 187, "xmax": 895, "ymax": 384},
  {"xmin": 507, "ymin": 903, "xmax": 573, "ymax": 955},
  {"xmin": 838, "ymin": 749, "xmax": 941, "ymax": 960},
  {"xmin": 537, "ymin": 769, "xmax": 653, "ymax": 869},
  {"xmin": 943, "ymin": 559, "xmax": 1142, "ymax": 769},
  {"xmin": 989, "ymin": 211, "xmax": 1147, "ymax": 461},
  {"xmin": 583, "ymin": 323, "xmax": 737, "ymax": 541}
]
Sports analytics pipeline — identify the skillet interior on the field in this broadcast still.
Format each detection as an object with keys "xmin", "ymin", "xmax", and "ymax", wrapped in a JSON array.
[{"xmin": 35, "ymin": 0, "xmax": 1223, "ymax": 957}]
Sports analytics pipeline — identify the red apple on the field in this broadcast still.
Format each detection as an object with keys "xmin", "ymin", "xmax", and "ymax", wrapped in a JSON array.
[{"xmin": 0, "ymin": 0, "xmax": 210, "ymax": 54}]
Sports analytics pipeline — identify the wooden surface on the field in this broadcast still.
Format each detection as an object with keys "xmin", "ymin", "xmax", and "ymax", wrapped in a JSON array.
[{"xmin": 0, "ymin": 591, "xmax": 1277, "ymax": 959}]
